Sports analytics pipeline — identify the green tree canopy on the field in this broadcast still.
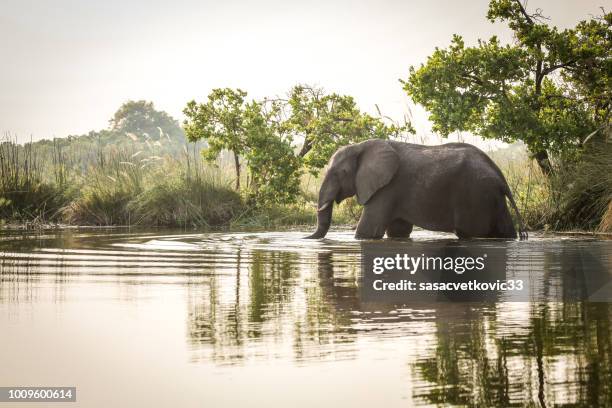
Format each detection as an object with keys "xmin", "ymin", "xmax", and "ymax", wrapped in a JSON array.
[
  {"xmin": 110, "ymin": 100, "xmax": 184, "ymax": 142},
  {"xmin": 184, "ymin": 89, "xmax": 301, "ymax": 204},
  {"xmin": 183, "ymin": 88, "xmax": 250, "ymax": 190},
  {"xmin": 184, "ymin": 85, "xmax": 413, "ymax": 204},
  {"xmin": 285, "ymin": 85, "xmax": 413, "ymax": 174},
  {"xmin": 403, "ymin": 0, "xmax": 611, "ymax": 175},
  {"xmin": 243, "ymin": 101, "xmax": 302, "ymax": 205}
]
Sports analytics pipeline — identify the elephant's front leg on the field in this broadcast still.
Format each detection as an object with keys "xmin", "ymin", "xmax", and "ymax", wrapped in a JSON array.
[{"xmin": 355, "ymin": 197, "xmax": 394, "ymax": 239}]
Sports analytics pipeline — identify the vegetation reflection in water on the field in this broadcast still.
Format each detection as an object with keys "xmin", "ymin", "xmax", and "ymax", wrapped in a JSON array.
[{"xmin": 0, "ymin": 229, "xmax": 610, "ymax": 407}]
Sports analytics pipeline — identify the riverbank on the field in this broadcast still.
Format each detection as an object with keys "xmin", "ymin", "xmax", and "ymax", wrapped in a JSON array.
[
  {"xmin": 1, "ymin": 137, "xmax": 609, "ymax": 233},
  {"xmin": 2, "ymin": 221, "xmax": 610, "ymax": 241}
]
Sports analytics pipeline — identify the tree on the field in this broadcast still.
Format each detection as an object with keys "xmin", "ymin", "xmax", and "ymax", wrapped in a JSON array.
[
  {"xmin": 242, "ymin": 101, "xmax": 302, "ymax": 205},
  {"xmin": 184, "ymin": 86, "xmax": 414, "ymax": 204},
  {"xmin": 110, "ymin": 100, "xmax": 184, "ymax": 142},
  {"xmin": 184, "ymin": 89, "xmax": 301, "ymax": 204},
  {"xmin": 183, "ymin": 89, "xmax": 249, "ymax": 190},
  {"xmin": 403, "ymin": 0, "xmax": 611, "ymax": 176},
  {"xmin": 284, "ymin": 85, "xmax": 413, "ymax": 175}
]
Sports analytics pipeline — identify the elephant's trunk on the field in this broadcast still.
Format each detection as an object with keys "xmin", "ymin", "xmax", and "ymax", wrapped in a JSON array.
[
  {"xmin": 305, "ymin": 173, "xmax": 337, "ymax": 239},
  {"xmin": 306, "ymin": 202, "xmax": 334, "ymax": 239}
]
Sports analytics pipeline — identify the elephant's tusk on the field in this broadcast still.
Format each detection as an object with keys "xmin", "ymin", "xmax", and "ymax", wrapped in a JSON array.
[{"xmin": 318, "ymin": 201, "xmax": 332, "ymax": 212}]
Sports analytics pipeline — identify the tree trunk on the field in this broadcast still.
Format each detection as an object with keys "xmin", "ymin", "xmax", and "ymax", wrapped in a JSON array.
[
  {"xmin": 233, "ymin": 152, "xmax": 241, "ymax": 190},
  {"xmin": 299, "ymin": 136, "xmax": 313, "ymax": 158},
  {"xmin": 533, "ymin": 150, "xmax": 553, "ymax": 177}
]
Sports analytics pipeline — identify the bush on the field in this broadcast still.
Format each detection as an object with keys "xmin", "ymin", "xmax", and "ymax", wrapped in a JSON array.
[
  {"xmin": 548, "ymin": 141, "xmax": 612, "ymax": 231},
  {"xmin": 494, "ymin": 141, "xmax": 612, "ymax": 232},
  {"xmin": 0, "ymin": 182, "xmax": 69, "ymax": 223},
  {"xmin": 130, "ymin": 176, "xmax": 243, "ymax": 227}
]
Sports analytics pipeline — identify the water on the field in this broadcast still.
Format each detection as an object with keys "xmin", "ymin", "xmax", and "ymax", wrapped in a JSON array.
[{"xmin": 1, "ymin": 229, "xmax": 611, "ymax": 407}]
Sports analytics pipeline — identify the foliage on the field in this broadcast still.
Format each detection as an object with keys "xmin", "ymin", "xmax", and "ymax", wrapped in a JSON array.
[
  {"xmin": 242, "ymin": 101, "xmax": 302, "ymax": 205},
  {"xmin": 183, "ymin": 85, "xmax": 413, "ymax": 205},
  {"xmin": 285, "ymin": 84, "xmax": 414, "ymax": 174},
  {"xmin": 403, "ymin": 0, "xmax": 611, "ymax": 174},
  {"xmin": 110, "ymin": 100, "xmax": 185, "ymax": 143},
  {"xmin": 184, "ymin": 89, "xmax": 303, "ymax": 204},
  {"xmin": 183, "ymin": 88, "xmax": 249, "ymax": 189}
]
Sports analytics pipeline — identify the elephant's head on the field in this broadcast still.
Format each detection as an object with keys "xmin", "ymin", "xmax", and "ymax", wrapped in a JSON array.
[{"xmin": 306, "ymin": 139, "xmax": 400, "ymax": 239}]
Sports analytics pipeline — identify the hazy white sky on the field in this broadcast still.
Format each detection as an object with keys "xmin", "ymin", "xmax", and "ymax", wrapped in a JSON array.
[{"xmin": 0, "ymin": 0, "xmax": 607, "ymax": 143}]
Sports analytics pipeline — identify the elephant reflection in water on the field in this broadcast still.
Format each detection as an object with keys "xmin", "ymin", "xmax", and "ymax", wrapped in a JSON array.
[
  {"xmin": 359, "ymin": 240, "xmax": 611, "ymax": 407},
  {"xmin": 184, "ymin": 239, "xmax": 612, "ymax": 406}
]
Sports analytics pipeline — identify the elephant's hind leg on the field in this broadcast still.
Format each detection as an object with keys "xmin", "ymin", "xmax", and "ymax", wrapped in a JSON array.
[
  {"xmin": 488, "ymin": 200, "xmax": 517, "ymax": 239},
  {"xmin": 386, "ymin": 219, "xmax": 413, "ymax": 238}
]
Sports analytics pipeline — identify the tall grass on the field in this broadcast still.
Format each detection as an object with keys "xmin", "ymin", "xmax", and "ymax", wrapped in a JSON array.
[
  {"xmin": 129, "ymin": 169, "xmax": 242, "ymax": 228},
  {"xmin": 549, "ymin": 141, "xmax": 612, "ymax": 231},
  {"xmin": 494, "ymin": 141, "xmax": 612, "ymax": 232},
  {"xmin": 0, "ymin": 134, "xmax": 68, "ymax": 223},
  {"xmin": 63, "ymin": 145, "xmax": 245, "ymax": 227},
  {"xmin": 0, "ymin": 133, "xmax": 245, "ymax": 228},
  {"xmin": 63, "ymin": 147, "xmax": 147, "ymax": 225}
]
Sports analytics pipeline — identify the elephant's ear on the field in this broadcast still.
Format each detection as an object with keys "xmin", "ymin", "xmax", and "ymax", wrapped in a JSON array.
[{"xmin": 355, "ymin": 140, "xmax": 399, "ymax": 205}]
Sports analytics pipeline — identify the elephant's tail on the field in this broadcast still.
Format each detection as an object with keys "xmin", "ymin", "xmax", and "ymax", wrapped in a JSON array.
[{"xmin": 503, "ymin": 186, "xmax": 528, "ymax": 240}]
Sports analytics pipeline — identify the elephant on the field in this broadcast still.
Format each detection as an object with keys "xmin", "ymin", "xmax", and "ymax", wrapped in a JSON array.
[{"xmin": 306, "ymin": 139, "xmax": 527, "ymax": 240}]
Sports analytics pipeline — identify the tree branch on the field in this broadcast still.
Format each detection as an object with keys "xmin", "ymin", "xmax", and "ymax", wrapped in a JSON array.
[
  {"xmin": 299, "ymin": 138, "xmax": 313, "ymax": 158},
  {"xmin": 541, "ymin": 60, "xmax": 576, "ymax": 76},
  {"xmin": 460, "ymin": 73, "xmax": 484, "ymax": 86},
  {"xmin": 514, "ymin": 0, "xmax": 534, "ymax": 25}
]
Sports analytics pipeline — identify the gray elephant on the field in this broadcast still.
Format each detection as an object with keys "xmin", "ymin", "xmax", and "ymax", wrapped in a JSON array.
[{"xmin": 306, "ymin": 139, "xmax": 527, "ymax": 240}]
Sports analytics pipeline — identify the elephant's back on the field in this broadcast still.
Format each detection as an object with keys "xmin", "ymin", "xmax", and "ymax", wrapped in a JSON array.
[{"xmin": 401, "ymin": 142, "xmax": 500, "ymax": 178}]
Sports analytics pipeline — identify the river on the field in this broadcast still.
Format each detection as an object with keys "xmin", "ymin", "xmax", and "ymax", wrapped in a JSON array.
[{"xmin": 1, "ymin": 229, "xmax": 611, "ymax": 407}]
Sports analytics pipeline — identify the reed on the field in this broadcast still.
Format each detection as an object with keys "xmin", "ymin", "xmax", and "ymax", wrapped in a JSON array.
[
  {"xmin": 0, "ymin": 134, "xmax": 68, "ymax": 223},
  {"xmin": 63, "ymin": 147, "xmax": 146, "ymax": 225},
  {"xmin": 549, "ymin": 141, "xmax": 612, "ymax": 231},
  {"xmin": 493, "ymin": 141, "xmax": 612, "ymax": 232}
]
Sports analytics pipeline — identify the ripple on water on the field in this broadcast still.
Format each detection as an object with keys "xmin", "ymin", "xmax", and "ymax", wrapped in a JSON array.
[{"xmin": 0, "ymin": 229, "xmax": 611, "ymax": 407}]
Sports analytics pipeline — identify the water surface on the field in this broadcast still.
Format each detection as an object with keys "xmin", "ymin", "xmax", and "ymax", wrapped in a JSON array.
[{"xmin": 1, "ymin": 229, "xmax": 611, "ymax": 407}]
